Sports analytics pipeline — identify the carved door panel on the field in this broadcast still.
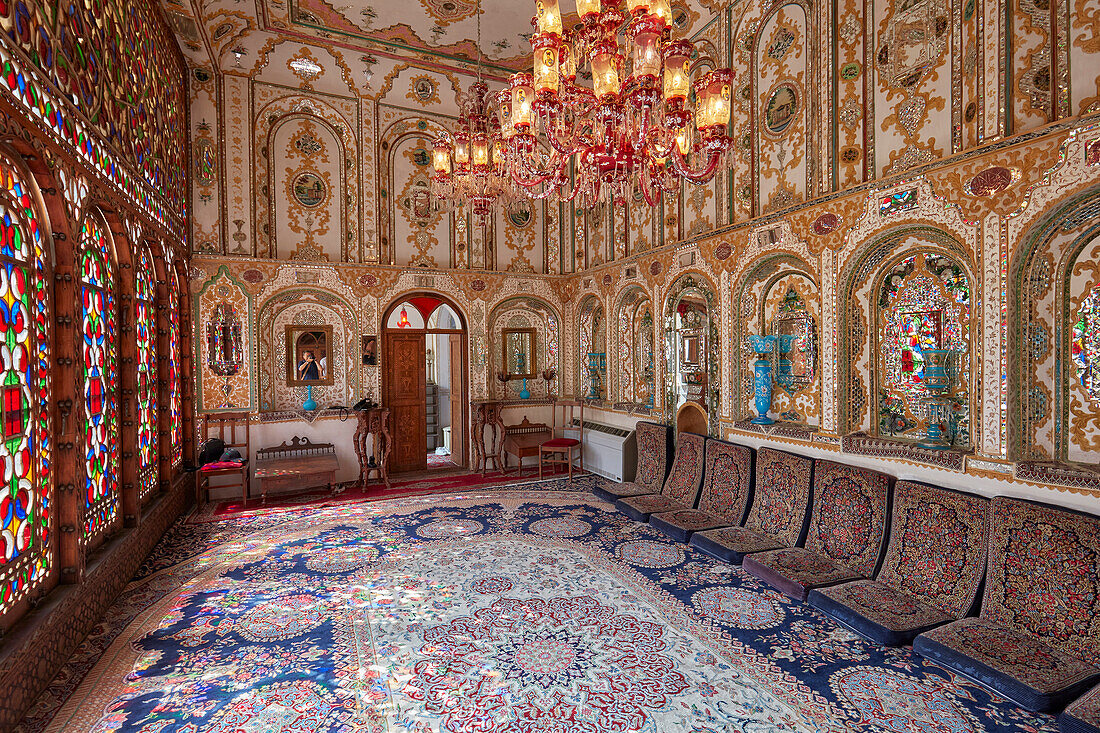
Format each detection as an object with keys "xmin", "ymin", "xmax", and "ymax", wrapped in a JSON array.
[
  {"xmin": 449, "ymin": 333, "xmax": 464, "ymax": 466},
  {"xmin": 384, "ymin": 333, "xmax": 426, "ymax": 472}
]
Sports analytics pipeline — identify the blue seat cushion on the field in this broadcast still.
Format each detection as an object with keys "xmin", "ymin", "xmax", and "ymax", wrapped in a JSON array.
[
  {"xmin": 915, "ymin": 617, "xmax": 1100, "ymax": 712},
  {"xmin": 808, "ymin": 579, "xmax": 954, "ymax": 647},
  {"xmin": 743, "ymin": 548, "xmax": 861, "ymax": 602},
  {"xmin": 592, "ymin": 481, "xmax": 653, "ymax": 503},
  {"xmin": 688, "ymin": 526, "xmax": 784, "ymax": 565},
  {"xmin": 614, "ymin": 494, "xmax": 682, "ymax": 523},
  {"xmin": 1060, "ymin": 683, "xmax": 1100, "ymax": 733},
  {"xmin": 650, "ymin": 508, "xmax": 731, "ymax": 543}
]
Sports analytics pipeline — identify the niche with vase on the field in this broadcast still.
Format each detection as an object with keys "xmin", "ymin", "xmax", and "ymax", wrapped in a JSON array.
[
  {"xmin": 577, "ymin": 295, "xmax": 606, "ymax": 401},
  {"xmin": 488, "ymin": 296, "xmax": 560, "ymax": 400},
  {"xmin": 615, "ymin": 286, "xmax": 656, "ymax": 409}
]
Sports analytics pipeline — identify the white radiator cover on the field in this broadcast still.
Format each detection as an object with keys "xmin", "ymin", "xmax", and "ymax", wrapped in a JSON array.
[{"xmin": 566, "ymin": 422, "xmax": 637, "ymax": 482}]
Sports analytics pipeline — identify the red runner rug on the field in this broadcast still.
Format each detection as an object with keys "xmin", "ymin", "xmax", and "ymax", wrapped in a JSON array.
[{"xmin": 188, "ymin": 467, "xmax": 586, "ymax": 523}]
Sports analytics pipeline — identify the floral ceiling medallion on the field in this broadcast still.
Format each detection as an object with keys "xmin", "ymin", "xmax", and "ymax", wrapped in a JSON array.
[
  {"xmin": 420, "ymin": 0, "xmax": 477, "ymax": 26},
  {"xmin": 289, "ymin": 53, "xmax": 323, "ymax": 82}
]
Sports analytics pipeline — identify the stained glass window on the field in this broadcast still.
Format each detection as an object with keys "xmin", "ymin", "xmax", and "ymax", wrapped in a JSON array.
[
  {"xmin": 1073, "ymin": 283, "xmax": 1100, "ymax": 402},
  {"xmin": 135, "ymin": 245, "xmax": 158, "ymax": 503},
  {"xmin": 878, "ymin": 253, "xmax": 970, "ymax": 444},
  {"xmin": 167, "ymin": 267, "xmax": 182, "ymax": 466},
  {"xmin": 81, "ymin": 213, "xmax": 119, "ymax": 542},
  {"xmin": 0, "ymin": 152, "xmax": 51, "ymax": 612}
]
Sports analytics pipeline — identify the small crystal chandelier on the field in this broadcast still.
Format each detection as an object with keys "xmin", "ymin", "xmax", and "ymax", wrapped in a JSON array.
[
  {"xmin": 501, "ymin": 0, "xmax": 734, "ymax": 207},
  {"xmin": 430, "ymin": 0, "xmax": 519, "ymax": 222}
]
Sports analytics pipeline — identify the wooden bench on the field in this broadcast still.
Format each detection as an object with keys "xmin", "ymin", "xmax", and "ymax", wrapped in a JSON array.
[
  {"xmin": 254, "ymin": 436, "xmax": 340, "ymax": 502},
  {"xmin": 503, "ymin": 417, "xmax": 552, "ymax": 476}
]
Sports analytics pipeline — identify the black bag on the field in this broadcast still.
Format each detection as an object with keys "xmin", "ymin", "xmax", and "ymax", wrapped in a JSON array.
[{"xmin": 198, "ymin": 438, "xmax": 226, "ymax": 467}]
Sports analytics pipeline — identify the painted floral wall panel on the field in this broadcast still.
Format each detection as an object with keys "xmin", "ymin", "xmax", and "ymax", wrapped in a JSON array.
[
  {"xmin": 1068, "ymin": 0, "xmax": 1100, "ymax": 116},
  {"xmin": 393, "ymin": 134, "xmax": 450, "ymax": 268},
  {"xmin": 1011, "ymin": 0, "xmax": 1053, "ymax": 130},
  {"xmin": 274, "ymin": 118, "xmax": 343, "ymax": 261},
  {"xmin": 191, "ymin": 76, "xmax": 222, "ymax": 255},
  {"xmin": 196, "ymin": 269, "xmax": 252, "ymax": 411},
  {"xmin": 498, "ymin": 201, "xmax": 543, "ymax": 274},
  {"xmin": 1024, "ymin": 248, "xmax": 1057, "ymax": 459},
  {"xmin": 756, "ymin": 3, "xmax": 809, "ymax": 213},
  {"xmin": 871, "ymin": 0, "xmax": 954, "ymax": 174}
]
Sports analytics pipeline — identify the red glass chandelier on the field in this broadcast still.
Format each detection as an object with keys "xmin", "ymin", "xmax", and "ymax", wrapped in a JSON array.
[{"xmin": 500, "ymin": 0, "xmax": 735, "ymax": 207}]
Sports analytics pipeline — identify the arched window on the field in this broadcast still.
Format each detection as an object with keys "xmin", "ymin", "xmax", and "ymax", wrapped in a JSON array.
[
  {"xmin": 167, "ymin": 263, "xmax": 182, "ymax": 466},
  {"xmin": 578, "ymin": 297, "xmax": 604, "ymax": 400},
  {"xmin": 0, "ymin": 151, "xmax": 52, "ymax": 612},
  {"xmin": 80, "ymin": 212, "xmax": 119, "ymax": 543},
  {"xmin": 135, "ymin": 244, "xmax": 158, "ymax": 502}
]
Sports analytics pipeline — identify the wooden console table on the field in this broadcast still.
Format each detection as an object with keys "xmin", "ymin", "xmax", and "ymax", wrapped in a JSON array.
[
  {"xmin": 471, "ymin": 400, "xmax": 506, "ymax": 474},
  {"xmin": 254, "ymin": 437, "xmax": 340, "ymax": 502},
  {"xmin": 354, "ymin": 407, "xmax": 391, "ymax": 488}
]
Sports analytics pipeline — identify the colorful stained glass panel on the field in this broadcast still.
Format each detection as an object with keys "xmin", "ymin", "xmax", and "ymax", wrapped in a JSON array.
[{"xmin": 1073, "ymin": 284, "xmax": 1100, "ymax": 402}]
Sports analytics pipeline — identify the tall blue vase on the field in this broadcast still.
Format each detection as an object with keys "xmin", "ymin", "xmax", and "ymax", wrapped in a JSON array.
[
  {"xmin": 302, "ymin": 384, "xmax": 317, "ymax": 411},
  {"xmin": 519, "ymin": 378, "xmax": 531, "ymax": 399},
  {"xmin": 919, "ymin": 348, "xmax": 954, "ymax": 449},
  {"xmin": 748, "ymin": 335, "xmax": 777, "ymax": 425}
]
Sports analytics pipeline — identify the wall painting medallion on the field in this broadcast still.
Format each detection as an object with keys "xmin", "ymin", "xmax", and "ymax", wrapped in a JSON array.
[
  {"xmin": 1073, "ymin": 284, "xmax": 1100, "ymax": 402},
  {"xmin": 764, "ymin": 82, "xmax": 799, "ymax": 136},
  {"xmin": 286, "ymin": 325, "xmax": 335, "ymax": 386},
  {"xmin": 292, "ymin": 172, "xmax": 326, "ymax": 208},
  {"xmin": 507, "ymin": 200, "xmax": 534, "ymax": 229}
]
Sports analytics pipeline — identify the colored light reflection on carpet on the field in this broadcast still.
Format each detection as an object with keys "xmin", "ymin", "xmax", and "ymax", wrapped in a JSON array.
[{"xmin": 29, "ymin": 479, "xmax": 1057, "ymax": 732}]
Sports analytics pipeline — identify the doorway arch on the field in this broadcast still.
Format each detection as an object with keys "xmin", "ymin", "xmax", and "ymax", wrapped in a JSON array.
[{"xmin": 382, "ymin": 293, "xmax": 469, "ymax": 473}]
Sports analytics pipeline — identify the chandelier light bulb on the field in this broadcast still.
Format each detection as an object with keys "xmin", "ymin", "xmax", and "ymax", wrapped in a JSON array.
[
  {"xmin": 535, "ymin": 0, "xmax": 563, "ymax": 34},
  {"xmin": 576, "ymin": 0, "xmax": 601, "ymax": 18},
  {"xmin": 432, "ymin": 140, "xmax": 452, "ymax": 174}
]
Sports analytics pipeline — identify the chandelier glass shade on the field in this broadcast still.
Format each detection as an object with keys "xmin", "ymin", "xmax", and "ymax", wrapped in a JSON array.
[{"xmin": 510, "ymin": 0, "xmax": 733, "ymax": 207}]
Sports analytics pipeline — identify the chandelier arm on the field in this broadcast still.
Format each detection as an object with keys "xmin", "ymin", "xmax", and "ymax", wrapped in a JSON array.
[
  {"xmin": 669, "ymin": 146, "xmax": 723, "ymax": 182},
  {"xmin": 638, "ymin": 166, "xmax": 662, "ymax": 207}
]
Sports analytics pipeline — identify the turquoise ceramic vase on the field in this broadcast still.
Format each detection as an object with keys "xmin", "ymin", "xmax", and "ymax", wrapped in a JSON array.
[{"xmin": 748, "ymin": 335, "xmax": 777, "ymax": 425}]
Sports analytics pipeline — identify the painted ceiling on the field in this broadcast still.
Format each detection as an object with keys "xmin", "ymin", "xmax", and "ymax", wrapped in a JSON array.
[{"xmin": 162, "ymin": 0, "xmax": 721, "ymax": 79}]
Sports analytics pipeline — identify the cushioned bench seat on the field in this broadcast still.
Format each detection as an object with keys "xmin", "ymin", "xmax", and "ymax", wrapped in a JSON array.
[
  {"xmin": 615, "ymin": 432, "xmax": 706, "ymax": 522},
  {"xmin": 1061, "ymin": 683, "xmax": 1100, "ymax": 733},
  {"xmin": 913, "ymin": 497, "xmax": 1100, "ymax": 712},
  {"xmin": 744, "ymin": 460, "xmax": 892, "ymax": 601},
  {"xmin": 917, "ymin": 618, "xmax": 1100, "ymax": 712},
  {"xmin": 689, "ymin": 447, "xmax": 812, "ymax": 564},
  {"xmin": 651, "ymin": 439, "xmax": 754, "ymax": 543},
  {"xmin": 592, "ymin": 421, "xmax": 672, "ymax": 503},
  {"xmin": 809, "ymin": 481, "xmax": 989, "ymax": 646}
]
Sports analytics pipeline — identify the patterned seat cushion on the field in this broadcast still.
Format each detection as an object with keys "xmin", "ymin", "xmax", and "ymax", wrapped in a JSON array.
[
  {"xmin": 1060, "ymin": 682, "xmax": 1100, "ymax": 733},
  {"xmin": 615, "ymin": 494, "xmax": 682, "ymax": 523},
  {"xmin": 914, "ymin": 497, "xmax": 1100, "ymax": 712},
  {"xmin": 874, "ymin": 481, "xmax": 989, "ymax": 620},
  {"xmin": 650, "ymin": 508, "xmax": 730, "ymax": 543},
  {"xmin": 915, "ymin": 617, "xmax": 1100, "ymax": 712},
  {"xmin": 808, "ymin": 580, "xmax": 954, "ymax": 646},
  {"xmin": 657, "ymin": 432, "xmax": 707, "ymax": 505},
  {"xmin": 592, "ymin": 481, "xmax": 656, "ymax": 503},
  {"xmin": 695, "ymin": 440, "xmax": 754, "ymax": 526},
  {"xmin": 810, "ymin": 482, "xmax": 989, "ymax": 646},
  {"xmin": 689, "ymin": 525, "xmax": 785, "ymax": 565},
  {"xmin": 743, "ymin": 548, "xmax": 861, "ymax": 601},
  {"xmin": 740, "ymin": 448, "xmax": 814, "ymax": 548}
]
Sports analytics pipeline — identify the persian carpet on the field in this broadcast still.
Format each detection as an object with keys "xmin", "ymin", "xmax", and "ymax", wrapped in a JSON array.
[{"xmin": 25, "ymin": 479, "xmax": 1057, "ymax": 732}]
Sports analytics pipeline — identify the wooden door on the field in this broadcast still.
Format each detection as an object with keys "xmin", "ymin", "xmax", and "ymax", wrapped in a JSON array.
[
  {"xmin": 448, "ymin": 333, "xmax": 464, "ymax": 466},
  {"xmin": 384, "ymin": 332, "xmax": 426, "ymax": 472}
]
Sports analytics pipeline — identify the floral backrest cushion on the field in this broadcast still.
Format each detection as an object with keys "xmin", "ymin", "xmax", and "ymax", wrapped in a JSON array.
[
  {"xmin": 660, "ymin": 432, "xmax": 707, "ymax": 504},
  {"xmin": 697, "ymin": 440, "xmax": 754, "ymax": 526},
  {"xmin": 745, "ymin": 448, "xmax": 814, "ymax": 547},
  {"xmin": 635, "ymin": 421, "xmax": 670, "ymax": 492},
  {"xmin": 982, "ymin": 497, "xmax": 1100, "ymax": 662},
  {"xmin": 804, "ymin": 460, "xmax": 892, "ymax": 577},
  {"xmin": 876, "ymin": 481, "xmax": 989, "ymax": 619}
]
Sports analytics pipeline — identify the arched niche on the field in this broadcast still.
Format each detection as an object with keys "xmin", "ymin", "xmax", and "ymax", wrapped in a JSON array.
[
  {"xmin": 195, "ymin": 266, "xmax": 252, "ymax": 411},
  {"xmin": 577, "ymin": 295, "xmax": 606, "ymax": 401},
  {"xmin": 837, "ymin": 226, "xmax": 976, "ymax": 447},
  {"xmin": 664, "ymin": 273, "xmax": 719, "ymax": 436},
  {"xmin": 487, "ymin": 296, "xmax": 560, "ymax": 400},
  {"xmin": 1011, "ymin": 187, "xmax": 1100, "ymax": 463},
  {"xmin": 734, "ymin": 254, "xmax": 819, "ymax": 425},
  {"xmin": 256, "ymin": 288, "xmax": 360, "ymax": 411},
  {"xmin": 270, "ymin": 115, "xmax": 344, "ymax": 262},
  {"xmin": 614, "ymin": 285, "xmax": 656, "ymax": 409}
]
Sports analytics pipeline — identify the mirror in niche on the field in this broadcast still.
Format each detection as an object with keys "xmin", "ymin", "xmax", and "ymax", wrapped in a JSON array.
[
  {"xmin": 771, "ymin": 287, "xmax": 817, "ymax": 394},
  {"xmin": 286, "ymin": 324, "xmax": 335, "ymax": 386},
  {"xmin": 502, "ymin": 327, "xmax": 537, "ymax": 379},
  {"xmin": 617, "ymin": 290, "xmax": 655, "ymax": 409},
  {"xmin": 206, "ymin": 302, "xmax": 244, "ymax": 376},
  {"xmin": 665, "ymin": 277, "xmax": 718, "ymax": 435}
]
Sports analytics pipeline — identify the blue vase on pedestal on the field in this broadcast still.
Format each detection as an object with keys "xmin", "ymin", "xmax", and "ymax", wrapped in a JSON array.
[
  {"xmin": 519, "ymin": 378, "xmax": 531, "ymax": 399},
  {"xmin": 748, "ymin": 335, "xmax": 777, "ymax": 425},
  {"xmin": 302, "ymin": 385, "xmax": 317, "ymax": 412},
  {"xmin": 919, "ymin": 348, "xmax": 954, "ymax": 449}
]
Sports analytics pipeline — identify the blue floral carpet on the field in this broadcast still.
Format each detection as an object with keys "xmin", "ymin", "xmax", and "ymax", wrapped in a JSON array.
[{"xmin": 26, "ymin": 478, "xmax": 1056, "ymax": 732}]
